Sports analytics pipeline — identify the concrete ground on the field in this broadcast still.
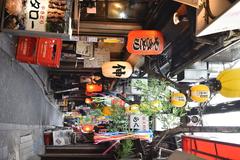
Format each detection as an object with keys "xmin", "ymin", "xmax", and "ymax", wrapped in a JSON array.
[{"xmin": 0, "ymin": 33, "xmax": 63, "ymax": 160}]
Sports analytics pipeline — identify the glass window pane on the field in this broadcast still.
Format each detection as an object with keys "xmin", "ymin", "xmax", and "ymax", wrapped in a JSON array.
[{"xmin": 107, "ymin": 2, "xmax": 148, "ymax": 20}]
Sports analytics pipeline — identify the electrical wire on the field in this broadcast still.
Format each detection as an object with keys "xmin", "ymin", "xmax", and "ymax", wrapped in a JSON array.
[{"xmin": 204, "ymin": 0, "xmax": 216, "ymax": 24}]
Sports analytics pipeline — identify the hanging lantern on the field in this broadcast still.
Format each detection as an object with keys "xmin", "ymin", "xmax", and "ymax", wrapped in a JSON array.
[
  {"xmin": 171, "ymin": 92, "xmax": 186, "ymax": 107},
  {"xmin": 127, "ymin": 30, "xmax": 164, "ymax": 55},
  {"xmin": 81, "ymin": 124, "xmax": 95, "ymax": 133},
  {"xmin": 85, "ymin": 98, "xmax": 93, "ymax": 104},
  {"xmin": 102, "ymin": 61, "xmax": 133, "ymax": 78},
  {"xmin": 86, "ymin": 83, "xmax": 103, "ymax": 93},
  {"xmin": 190, "ymin": 85, "xmax": 210, "ymax": 103},
  {"xmin": 216, "ymin": 68, "xmax": 240, "ymax": 98}
]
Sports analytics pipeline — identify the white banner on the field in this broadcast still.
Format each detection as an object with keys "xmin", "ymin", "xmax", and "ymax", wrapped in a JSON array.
[{"xmin": 25, "ymin": 0, "xmax": 49, "ymax": 31}]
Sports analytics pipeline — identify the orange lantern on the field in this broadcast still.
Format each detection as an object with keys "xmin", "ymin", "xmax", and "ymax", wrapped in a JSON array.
[
  {"xmin": 102, "ymin": 61, "xmax": 133, "ymax": 78},
  {"xmin": 81, "ymin": 124, "xmax": 95, "ymax": 133},
  {"xmin": 85, "ymin": 98, "xmax": 93, "ymax": 104},
  {"xmin": 127, "ymin": 30, "xmax": 164, "ymax": 55},
  {"xmin": 86, "ymin": 83, "xmax": 103, "ymax": 93},
  {"xmin": 190, "ymin": 85, "xmax": 210, "ymax": 103},
  {"xmin": 171, "ymin": 92, "xmax": 186, "ymax": 107}
]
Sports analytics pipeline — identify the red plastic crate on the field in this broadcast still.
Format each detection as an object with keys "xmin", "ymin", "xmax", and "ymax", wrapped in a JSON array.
[
  {"xmin": 36, "ymin": 38, "xmax": 62, "ymax": 68},
  {"xmin": 16, "ymin": 37, "xmax": 38, "ymax": 64}
]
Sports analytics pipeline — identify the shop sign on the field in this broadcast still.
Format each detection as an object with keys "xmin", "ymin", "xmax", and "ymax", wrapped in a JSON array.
[
  {"xmin": 3, "ymin": 0, "xmax": 70, "ymax": 33},
  {"xmin": 127, "ymin": 30, "xmax": 164, "ymax": 55},
  {"xmin": 130, "ymin": 115, "xmax": 149, "ymax": 131},
  {"xmin": 102, "ymin": 61, "xmax": 133, "ymax": 78},
  {"xmin": 25, "ymin": 0, "xmax": 49, "ymax": 31}
]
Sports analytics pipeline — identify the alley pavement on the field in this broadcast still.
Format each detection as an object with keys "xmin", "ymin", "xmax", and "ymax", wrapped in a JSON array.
[{"xmin": 0, "ymin": 33, "xmax": 63, "ymax": 160}]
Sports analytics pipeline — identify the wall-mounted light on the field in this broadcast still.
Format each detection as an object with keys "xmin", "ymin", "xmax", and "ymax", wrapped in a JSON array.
[
  {"xmin": 172, "ymin": 5, "xmax": 188, "ymax": 25},
  {"xmin": 119, "ymin": 12, "xmax": 126, "ymax": 19},
  {"xmin": 173, "ymin": 12, "xmax": 188, "ymax": 25}
]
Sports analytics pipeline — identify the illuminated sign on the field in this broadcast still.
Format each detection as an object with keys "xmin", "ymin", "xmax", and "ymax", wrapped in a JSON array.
[
  {"xmin": 102, "ymin": 61, "xmax": 133, "ymax": 78},
  {"xmin": 127, "ymin": 30, "xmax": 164, "ymax": 55}
]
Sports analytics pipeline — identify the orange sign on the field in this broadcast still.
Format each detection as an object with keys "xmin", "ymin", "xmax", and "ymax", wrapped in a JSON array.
[{"xmin": 127, "ymin": 30, "xmax": 164, "ymax": 55}]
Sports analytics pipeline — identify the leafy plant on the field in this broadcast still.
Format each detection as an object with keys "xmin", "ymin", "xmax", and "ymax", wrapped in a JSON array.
[
  {"xmin": 133, "ymin": 79, "xmax": 186, "ymax": 129},
  {"xmin": 108, "ymin": 104, "xmax": 129, "ymax": 132},
  {"xmin": 117, "ymin": 139, "xmax": 134, "ymax": 159}
]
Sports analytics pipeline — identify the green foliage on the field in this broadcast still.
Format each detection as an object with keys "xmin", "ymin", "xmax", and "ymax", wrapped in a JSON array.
[
  {"xmin": 133, "ymin": 79, "xmax": 186, "ymax": 117},
  {"xmin": 108, "ymin": 105, "xmax": 129, "ymax": 132},
  {"xmin": 117, "ymin": 139, "xmax": 134, "ymax": 159}
]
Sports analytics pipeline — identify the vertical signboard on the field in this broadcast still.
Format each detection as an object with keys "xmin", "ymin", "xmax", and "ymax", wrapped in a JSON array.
[
  {"xmin": 2, "ymin": 0, "xmax": 72, "ymax": 37},
  {"xmin": 130, "ymin": 115, "xmax": 149, "ymax": 131},
  {"xmin": 25, "ymin": 0, "xmax": 49, "ymax": 31}
]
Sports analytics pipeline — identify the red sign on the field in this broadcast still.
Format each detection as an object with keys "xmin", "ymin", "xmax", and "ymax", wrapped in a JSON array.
[{"xmin": 127, "ymin": 30, "xmax": 164, "ymax": 55}]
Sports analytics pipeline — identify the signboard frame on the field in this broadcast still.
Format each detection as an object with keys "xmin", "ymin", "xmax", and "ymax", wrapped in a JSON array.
[{"xmin": 1, "ymin": 0, "xmax": 73, "ymax": 39}]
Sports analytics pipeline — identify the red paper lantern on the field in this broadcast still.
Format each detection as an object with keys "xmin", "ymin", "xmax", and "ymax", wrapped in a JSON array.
[
  {"xmin": 81, "ymin": 124, "xmax": 95, "ymax": 133},
  {"xmin": 127, "ymin": 30, "xmax": 164, "ymax": 55},
  {"xmin": 86, "ymin": 83, "xmax": 103, "ymax": 93},
  {"xmin": 85, "ymin": 98, "xmax": 93, "ymax": 104}
]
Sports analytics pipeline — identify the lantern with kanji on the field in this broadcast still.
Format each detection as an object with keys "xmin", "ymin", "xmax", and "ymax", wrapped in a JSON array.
[
  {"xmin": 127, "ymin": 30, "xmax": 164, "ymax": 55},
  {"xmin": 171, "ymin": 92, "xmax": 186, "ymax": 107},
  {"xmin": 86, "ymin": 83, "xmax": 103, "ymax": 93},
  {"xmin": 102, "ymin": 61, "xmax": 133, "ymax": 78},
  {"xmin": 190, "ymin": 85, "xmax": 210, "ymax": 103}
]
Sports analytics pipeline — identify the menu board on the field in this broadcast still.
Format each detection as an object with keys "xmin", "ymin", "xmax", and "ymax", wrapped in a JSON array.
[
  {"xmin": 1, "ymin": 0, "xmax": 72, "ymax": 37},
  {"xmin": 84, "ymin": 48, "xmax": 110, "ymax": 68}
]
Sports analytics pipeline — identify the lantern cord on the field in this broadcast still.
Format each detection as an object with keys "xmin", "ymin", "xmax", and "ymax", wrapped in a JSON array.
[
  {"xmin": 203, "ymin": 0, "xmax": 216, "ymax": 24},
  {"xmin": 198, "ymin": 92, "xmax": 217, "ymax": 126}
]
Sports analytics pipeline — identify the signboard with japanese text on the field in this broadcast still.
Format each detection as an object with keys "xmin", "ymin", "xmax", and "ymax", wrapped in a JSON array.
[
  {"xmin": 127, "ymin": 30, "xmax": 164, "ymax": 55},
  {"xmin": 130, "ymin": 115, "xmax": 149, "ymax": 131},
  {"xmin": 2, "ymin": 0, "xmax": 72, "ymax": 36},
  {"xmin": 25, "ymin": 0, "xmax": 49, "ymax": 31},
  {"xmin": 102, "ymin": 61, "xmax": 133, "ymax": 78}
]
